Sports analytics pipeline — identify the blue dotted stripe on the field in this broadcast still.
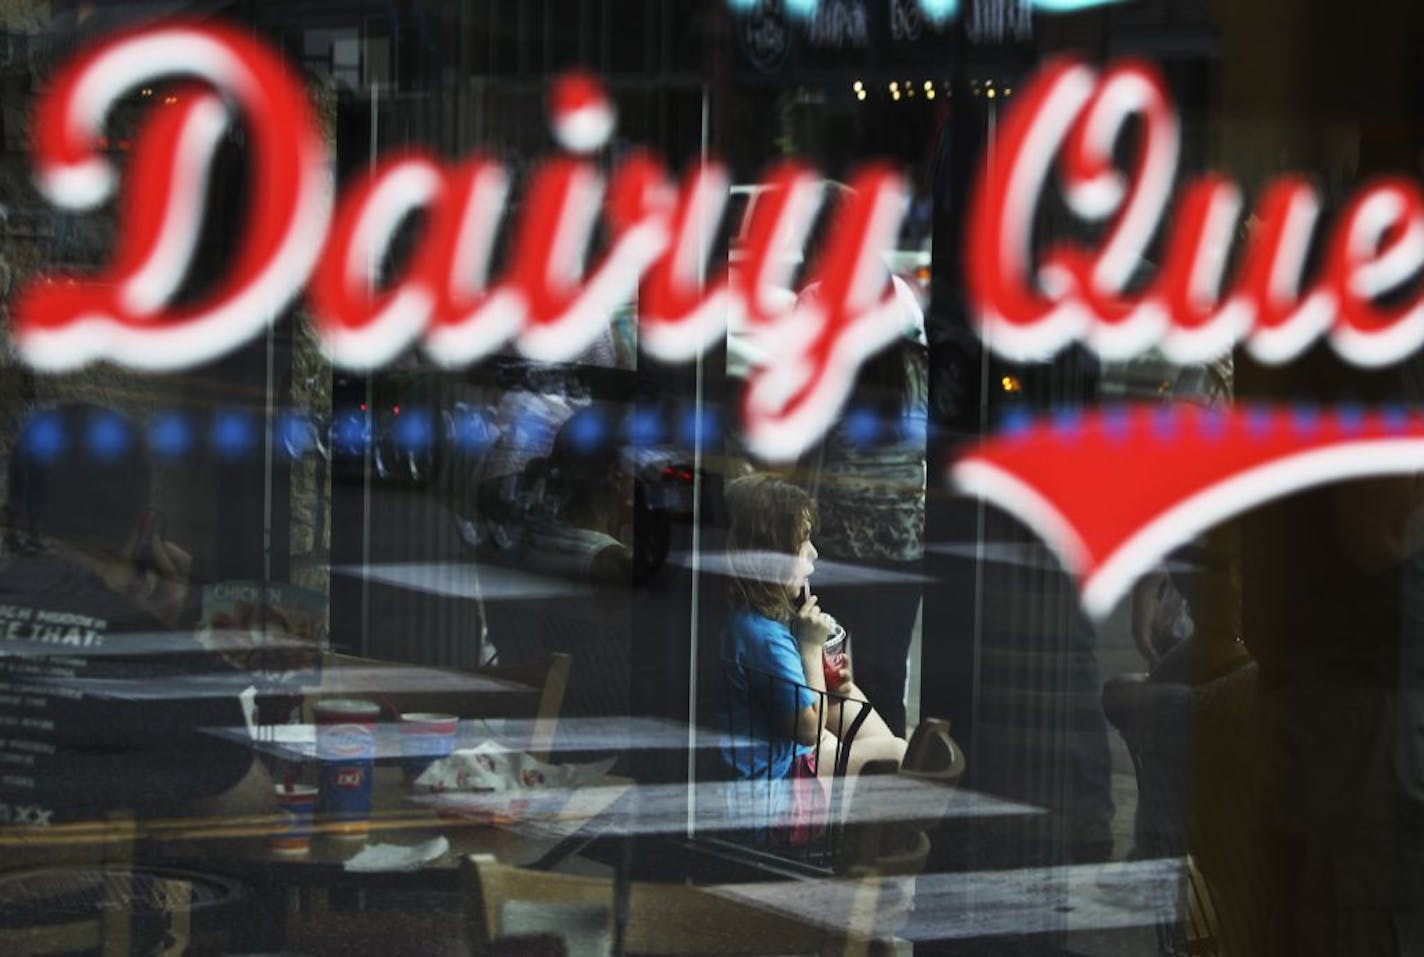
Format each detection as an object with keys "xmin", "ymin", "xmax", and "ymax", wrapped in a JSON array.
[
  {"xmin": 11, "ymin": 400, "xmax": 752, "ymax": 463},
  {"xmin": 989, "ymin": 403, "xmax": 1424, "ymax": 446}
]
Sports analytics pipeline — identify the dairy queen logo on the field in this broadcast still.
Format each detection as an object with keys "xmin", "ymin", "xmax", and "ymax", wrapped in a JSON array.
[
  {"xmin": 14, "ymin": 21, "xmax": 908, "ymax": 463},
  {"xmin": 16, "ymin": 24, "xmax": 1424, "ymax": 617}
]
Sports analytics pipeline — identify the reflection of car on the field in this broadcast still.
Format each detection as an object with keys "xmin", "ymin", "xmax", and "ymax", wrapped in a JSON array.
[
  {"xmin": 728, "ymin": 182, "xmax": 931, "ymax": 289},
  {"xmin": 727, "ymin": 182, "xmax": 929, "ymax": 379},
  {"xmin": 429, "ymin": 378, "xmax": 718, "ymax": 585}
]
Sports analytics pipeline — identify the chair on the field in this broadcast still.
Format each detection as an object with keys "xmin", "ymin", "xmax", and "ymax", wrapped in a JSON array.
[
  {"xmin": 831, "ymin": 760, "xmax": 928, "ymax": 881},
  {"xmin": 717, "ymin": 659, "xmax": 871, "ymax": 866},
  {"xmin": 309, "ymin": 652, "xmax": 570, "ymax": 761},
  {"xmin": 900, "ymin": 718, "xmax": 966, "ymax": 788},
  {"xmin": 0, "ymin": 804, "xmax": 256, "ymax": 954},
  {"xmin": 461, "ymin": 854, "xmax": 875, "ymax": 957},
  {"xmin": 0, "ymin": 810, "xmax": 139, "ymax": 956},
  {"xmin": 475, "ymin": 654, "xmax": 571, "ymax": 762},
  {"xmin": 833, "ymin": 718, "xmax": 966, "ymax": 881},
  {"xmin": 0, "ymin": 863, "xmax": 249, "ymax": 956}
]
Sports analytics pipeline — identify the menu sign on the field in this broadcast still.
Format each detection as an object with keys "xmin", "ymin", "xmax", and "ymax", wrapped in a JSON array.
[{"xmin": 197, "ymin": 582, "xmax": 325, "ymax": 687}]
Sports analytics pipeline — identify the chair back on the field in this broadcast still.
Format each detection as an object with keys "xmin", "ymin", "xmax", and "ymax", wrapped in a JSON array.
[
  {"xmin": 830, "ymin": 759, "xmax": 933, "ymax": 880},
  {"xmin": 461, "ymin": 854, "xmax": 870, "ymax": 957},
  {"xmin": 901, "ymin": 718, "xmax": 966, "ymax": 788},
  {"xmin": 716, "ymin": 657, "xmax": 871, "ymax": 867},
  {"xmin": 474, "ymin": 654, "xmax": 571, "ymax": 762}
]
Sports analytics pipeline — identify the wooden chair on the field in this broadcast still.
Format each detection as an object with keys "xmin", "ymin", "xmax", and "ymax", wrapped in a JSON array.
[
  {"xmin": 832, "ymin": 718, "xmax": 966, "ymax": 881},
  {"xmin": 899, "ymin": 718, "xmax": 966, "ymax": 788},
  {"xmin": 461, "ymin": 854, "xmax": 875, "ymax": 957},
  {"xmin": 308, "ymin": 652, "xmax": 571, "ymax": 761},
  {"xmin": 832, "ymin": 760, "xmax": 931, "ymax": 881},
  {"xmin": 476, "ymin": 654, "xmax": 571, "ymax": 762},
  {"xmin": 0, "ymin": 796, "xmax": 258, "ymax": 953}
]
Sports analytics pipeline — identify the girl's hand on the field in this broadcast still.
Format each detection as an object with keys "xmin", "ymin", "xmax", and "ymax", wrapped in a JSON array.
[
  {"xmin": 823, "ymin": 651, "xmax": 853, "ymax": 694},
  {"xmin": 794, "ymin": 591, "xmax": 834, "ymax": 649}
]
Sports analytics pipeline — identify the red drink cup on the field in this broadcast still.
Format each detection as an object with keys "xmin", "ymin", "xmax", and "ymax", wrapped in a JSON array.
[
  {"xmin": 822, "ymin": 621, "xmax": 850, "ymax": 689},
  {"xmin": 399, "ymin": 712, "xmax": 459, "ymax": 783},
  {"xmin": 268, "ymin": 783, "xmax": 318, "ymax": 853}
]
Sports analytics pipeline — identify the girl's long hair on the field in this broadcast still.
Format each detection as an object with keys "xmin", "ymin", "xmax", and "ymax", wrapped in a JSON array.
[{"xmin": 724, "ymin": 474, "xmax": 817, "ymax": 622}]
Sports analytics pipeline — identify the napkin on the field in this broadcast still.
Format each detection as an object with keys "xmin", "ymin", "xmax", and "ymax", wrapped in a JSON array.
[
  {"xmin": 343, "ymin": 835, "xmax": 450, "ymax": 873},
  {"xmin": 412, "ymin": 741, "xmax": 614, "ymax": 794}
]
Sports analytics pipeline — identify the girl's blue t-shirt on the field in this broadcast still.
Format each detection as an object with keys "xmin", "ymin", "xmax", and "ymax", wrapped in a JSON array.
[{"xmin": 721, "ymin": 606, "xmax": 818, "ymax": 780}]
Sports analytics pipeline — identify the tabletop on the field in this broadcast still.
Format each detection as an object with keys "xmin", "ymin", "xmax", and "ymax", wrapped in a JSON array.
[
  {"xmin": 206, "ymin": 715, "xmax": 738, "ymax": 763},
  {"xmin": 69, "ymin": 660, "xmax": 532, "ymax": 703},
  {"xmin": 140, "ymin": 765, "xmax": 631, "ymax": 878},
  {"xmin": 415, "ymin": 774, "xmax": 1042, "ymax": 845},
  {"xmin": 0, "ymin": 764, "xmax": 632, "ymax": 886},
  {"xmin": 710, "ymin": 856, "xmax": 1187, "ymax": 943}
]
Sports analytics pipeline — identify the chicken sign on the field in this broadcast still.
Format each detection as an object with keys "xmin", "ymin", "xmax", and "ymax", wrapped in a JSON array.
[{"xmin": 13, "ymin": 23, "xmax": 1424, "ymax": 615}]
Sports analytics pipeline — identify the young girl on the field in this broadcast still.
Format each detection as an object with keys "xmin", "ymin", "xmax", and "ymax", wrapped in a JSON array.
[{"xmin": 721, "ymin": 474, "xmax": 906, "ymax": 810}]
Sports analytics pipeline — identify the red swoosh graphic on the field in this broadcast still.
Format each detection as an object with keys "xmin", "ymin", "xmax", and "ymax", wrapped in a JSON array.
[{"xmin": 950, "ymin": 403, "xmax": 1424, "ymax": 618}]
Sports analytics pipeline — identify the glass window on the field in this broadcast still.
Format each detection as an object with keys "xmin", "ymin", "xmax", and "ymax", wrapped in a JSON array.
[{"xmin": 2, "ymin": 2, "xmax": 1421, "ymax": 954}]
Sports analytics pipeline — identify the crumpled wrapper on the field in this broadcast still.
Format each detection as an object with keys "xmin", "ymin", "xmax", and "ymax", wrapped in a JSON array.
[
  {"xmin": 343, "ymin": 836, "xmax": 450, "ymax": 873},
  {"xmin": 411, "ymin": 741, "xmax": 615, "ymax": 822}
]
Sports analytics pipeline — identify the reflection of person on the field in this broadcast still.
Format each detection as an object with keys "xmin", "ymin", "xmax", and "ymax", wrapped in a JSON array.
[
  {"xmin": 791, "ymin": 189, "xmax": 928, "ymax": 735},
  {"xmin": 721, "ymin": 474, "xmax": 906, "ymax": 804},
  {"xmin": 809, "ymin": 328, "xmax": 927, "ymax": 737},
  {"xmin": 476, "ymin": 368, "xmax": 579, "ymax": 553},
  {"xmin": 1239, "ymin": 344, "xmax": 1424, "ymax": 954},
  {"xmin": 1130, "ymin": 357, "xmax": 1248, "ymax": 685},
  {"xmin": 486, "ymin": 408, "xmax": 634, "ymax": 719},
  {"xmin": 0, "ymin": 404, "xmax": 269, "ymax": 835},
  {"xmin": 520, "ymin": 408, "xmax": 632, "ymax": 585}
]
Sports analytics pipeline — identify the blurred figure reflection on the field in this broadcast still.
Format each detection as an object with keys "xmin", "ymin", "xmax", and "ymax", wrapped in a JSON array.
[
  {"xmin": 809, "ymin": 322, "xmax": 927, "ymax": 738},
  {"xmin": 484, "ymin": 407, "xmax": 634, "ymax": 722},
  {"xmin": 521, "ymin": 407, "xmax": 633, "ymax": 586},
  {"xmin": 0, "ymin": 404, "xmax": 269, "ymax": 846}
]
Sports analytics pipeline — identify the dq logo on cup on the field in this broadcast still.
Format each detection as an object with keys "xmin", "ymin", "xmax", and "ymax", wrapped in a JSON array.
[
  {"xmin": 318, "ymin": 723, "xmax": 376, "ymax": 761},
  {"xmin": 314, "ymin": 698, "xmax": 379, "ymax": 835},
  {"xmin": 333, "ymin": 766, "xmax": 366, "ymax": 789}
]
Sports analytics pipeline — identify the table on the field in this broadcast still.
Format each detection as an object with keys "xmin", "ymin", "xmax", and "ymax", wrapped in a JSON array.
[
  {"xmin": 126, "ymin": 764, "xmax": 628, "ymax": 949},
  {"xmin": 413, "ymin": 774, "xmax": 1042, "ymax": 844},
  {"xmin": 205, "ymin": 715, "xmax": 740, "ymax": 763},
  {"xmin": 710, "ymin": 856, "xmax": 1188, "ymax": 945},
  {"xmin": 133, "ymin": 765, "xmax": 631, "ymax": 879},
  {"xmin": 67, "ymin": 660, "xmax": 531, "ymax": 703},
  {"xmin": 332, "ymin": 561, "xmax": 598, "ymax": 601},
  {"xmin": 310, "ymin": 663, "xmax": 533, "ymax": 700}
]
